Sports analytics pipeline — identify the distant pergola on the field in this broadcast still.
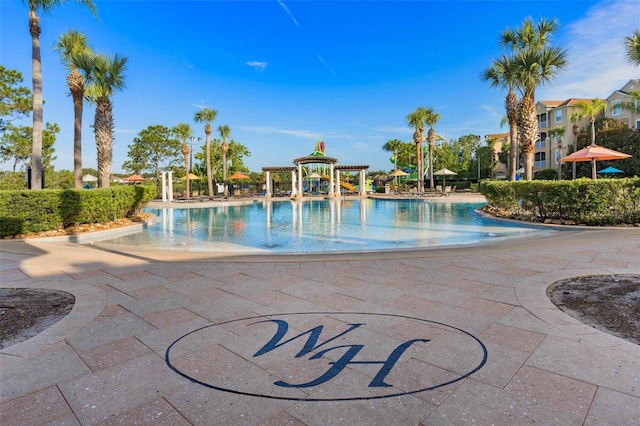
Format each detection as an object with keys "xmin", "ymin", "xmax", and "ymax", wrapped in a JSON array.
[{"xmin": 262, "ymin": 156, "xmax": 369, "ymax": 198}]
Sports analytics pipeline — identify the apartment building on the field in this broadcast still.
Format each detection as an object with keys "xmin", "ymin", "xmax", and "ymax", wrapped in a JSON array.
[
  {"xmin": 484, "ymin": 132, "xmax": 510, "ymax": 179},
  {"xmin": 606, "ymin": 79, "xmax": 640, "ymax": 130},
  {"xmin": 535, "ymin": 98, "xmax": 594, "ymax": 173}
]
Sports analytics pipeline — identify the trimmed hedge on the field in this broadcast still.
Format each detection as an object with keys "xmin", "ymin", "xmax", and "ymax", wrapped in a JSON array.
[
  {"xmin": 0, "ymin": 185, "xmax": 156, "ymax": 237},
  {"xmin": 479, "ymin": 178, "xmax": 640, "ymax": 226}
]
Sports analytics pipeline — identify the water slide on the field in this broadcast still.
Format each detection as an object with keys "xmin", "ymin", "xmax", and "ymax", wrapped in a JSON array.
[
  {"xmin": 389, "ymin": 156, "xmax": 416, "ymax": 173},
  {"xmin": 340, "ymin": 181, "xmax": 356, "ymax": 192}
]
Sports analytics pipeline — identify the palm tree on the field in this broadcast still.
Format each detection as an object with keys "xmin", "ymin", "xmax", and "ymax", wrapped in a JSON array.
[
  {"xmin": 575, "ymin": 98, "xmax": 607, "ymax": 146},
  {"xmin": 218, "ymin": 124, "xmax": 231, "ymax": 196},
  {"xmin": 501, "ymin": 17, "xmax": 568, "ymax": 180},
  {"xmin": 406, "ymin": 107, "xmax": 431, "ymax": 193},
  {"xmin": 54, "ymin": 29, "xmax": 92, "ymax": 189},
  {"xmin": 482, "ymin": 54, "xmax": 520, "ymax": 181},
  {"xmin": 485, "ymin": 137, "xmax": 498, "ymax": 179},
  {"xmin": 425, "ymin": 109, "xmax": 442, "ymax": 190},
  {"xmin": 382, "ymin": 138, "xmax": 404, "ymax": 187},
  {"xmin": 194, "ymin": 108, "xmax": 217, "ymax": 196},
  {"xmin": 620, "ymin": 90, "xmax": 640, "ymax": 116},
  {"xmin": 173, "ymin": 122, "xmax": 192, "ymax": 197},
  {"xmin": 548, "ymin": 126, "xmax": 565, "ymax": 179},
  {"xmin": 23, "ymin": 0, "xmax": 97, "ymax": 189},
  {"xmin": 624, "ymin": 29, "xmax": 640, "ymax": 66},
  {"xmin": 76, "ymin": 52, "xmax": 127, "ymax": 187},
  {"xmin": 569, "ymin": 111, "xmax": 583, "ymax": 179}
]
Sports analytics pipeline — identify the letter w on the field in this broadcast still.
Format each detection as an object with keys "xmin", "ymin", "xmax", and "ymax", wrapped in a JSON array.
[{"xmin": 252, "ymin": 319, "xmax": 363, "ymax": 358}]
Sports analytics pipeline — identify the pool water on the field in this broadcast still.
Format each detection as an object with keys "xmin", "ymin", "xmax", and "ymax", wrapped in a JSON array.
[{"xmin": 98, "ymin": 199, "xmax": 555, "ymax": 253}]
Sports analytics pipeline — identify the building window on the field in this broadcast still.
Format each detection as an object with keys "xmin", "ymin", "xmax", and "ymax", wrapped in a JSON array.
[
  {"xmin": 636, "ymin": 119, "xmax": 640, "ymax": 130},
  {"xmin": 555, "ymin": 110, "xmax": 562, "ymax": 122},
  {"xmin": 612, "ymin": 100, "xmax": 621, "ymax": 116},
  {"xmin": 536, "ymin": 133, "xmax": 546, "ymax": 149},
  {"xmin": 538, "ymin": 114, "xmax": 547, "ymax": 129},
  {"xmin": 535, "ymin": 152, "xmax": 546, "ymax": 168}
]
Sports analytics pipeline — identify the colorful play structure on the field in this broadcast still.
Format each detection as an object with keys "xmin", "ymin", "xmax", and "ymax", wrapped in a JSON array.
[{"xmin": 262, "ymin": 138, "xmax": 369, "ymax": 198}]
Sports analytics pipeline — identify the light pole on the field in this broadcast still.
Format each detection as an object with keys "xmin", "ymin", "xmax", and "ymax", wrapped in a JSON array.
[
  {"xmin": 189, "ymin": 137, "xmax": 201, "ymax": 172},
  {"xmin": 189, "ymin": 136, "xmax": 201, "ymax": 196}
]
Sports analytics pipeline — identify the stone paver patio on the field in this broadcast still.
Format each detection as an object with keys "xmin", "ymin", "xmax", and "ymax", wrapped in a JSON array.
[{"xmin": 1, "ymin": 204, "xmax": 639, "ymax": 425}]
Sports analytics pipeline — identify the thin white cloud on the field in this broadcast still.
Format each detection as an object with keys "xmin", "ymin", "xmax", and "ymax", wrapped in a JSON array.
[
  {"xmin": 277, "ymin": 0, "xmax": 300, "ymax": 28},
  {"xmin": 238, "ymin": 125, "xmax": 320, "ymax": 139},
  {"xmin": 539, "ymin": 0, "xmax": 639, "ymax": 100},
  {"xmin": 114, "ymin": 128, "xmax": 137, "ymax": 134},
  {"xmin": 245, "ymin": 61, "xmax": 268, "ymax": 71},
  {"xmin": 317, "ymin": 55, "xmax": 336, "ymax": 76}
]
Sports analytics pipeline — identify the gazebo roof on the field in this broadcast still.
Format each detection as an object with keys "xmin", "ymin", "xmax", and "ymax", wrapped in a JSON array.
[
  {"xmin": 293, "ymin": 156, "xmax": 338, "ymax": 165},
  {"xmin": 262, "ymin": 166, "xmax": 296, "ymax": 172},
  {"xmin": 335, "ymin": 165, "xmax": 369, "ymax": 171}
]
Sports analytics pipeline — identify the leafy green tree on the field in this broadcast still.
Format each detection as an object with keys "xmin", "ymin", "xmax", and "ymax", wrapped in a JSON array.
[
  {"xmin": 194, "ymin": 108, "xmax": 217, "ymax": 195},
  {"xmin": 500, "ymin": 17, "xmax": 568, "ymax": 180},
  {"xmin": 624, "ymin": 29, "xmax": 640, "ymax": 66},
  {"xmin": 54, "ymin": 29, "xmax": 93, "ymax": 189},
  {"xmin": 0, "ymin": 66, "xmax": 32, "ymax": 130},
  {"xmin": 122, "ymin": 125, "xmax": 181, "ymax": 181},
  {"xmin": 76, "ymin": 51, "xmax": 128, "ymax": 187},
  {"xmin": 0, "ymin": 122, "xmax": 58, "ymax": 171},
  {"xmin": 22, "ymin": 0, "xmax": 97, "ymax": 190}
]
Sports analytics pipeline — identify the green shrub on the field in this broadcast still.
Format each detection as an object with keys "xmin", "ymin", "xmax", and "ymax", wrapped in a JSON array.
[
  {"xmin": 479, "ymin": 178, "xmax": 640, "ymax": 225},
  {"xmin": 0, "ymin": 185, "xmax": 156, "ymax": 237}
]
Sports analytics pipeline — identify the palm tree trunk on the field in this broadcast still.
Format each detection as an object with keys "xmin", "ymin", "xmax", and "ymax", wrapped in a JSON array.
[
  {"xmin": 520, "ymin": 96, "xmax": 538, "ymax": 180},
  {"xmin": 30, "ymin": 9, "xmax": 43, "ymax": 190},
  {"xmin": 95, "ymin": 96, "xmax": 113, "ymax": 187},
  {"xmin": 69, "ymin": 70, "xmax": 84, "ymax": 189},
  {"xmin": 506, "ymin": 90, "xmax": 518, "ymax": 181},
  {"xmin": 205, "ymin": 124, "xmax": 213, "ymax": 196}
]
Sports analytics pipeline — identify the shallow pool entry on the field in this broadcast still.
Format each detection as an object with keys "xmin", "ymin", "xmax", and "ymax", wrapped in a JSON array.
[{"xmin": 99, "ymin": 199, "xmax": 555, "ymax": 253}]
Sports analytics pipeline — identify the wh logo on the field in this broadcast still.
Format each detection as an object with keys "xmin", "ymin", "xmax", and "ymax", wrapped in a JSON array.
[
  {"xmin": 166, "ymin": 312, "xmax": 487, "ymax": 401},
  {"xmin": 252, "ymin": 319, "xmax": 429, "ymax": 388}
]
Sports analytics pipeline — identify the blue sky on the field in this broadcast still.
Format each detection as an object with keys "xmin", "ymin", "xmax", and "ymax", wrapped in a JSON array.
[{"xmin": 1, "ymin": 0, "xmax": 638, "ymax": 174}]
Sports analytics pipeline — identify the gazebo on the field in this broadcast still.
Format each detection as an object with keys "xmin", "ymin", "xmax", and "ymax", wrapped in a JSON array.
[{"xmin": 262, "ymin": 140, "xmax": 369, "ymax": 198}]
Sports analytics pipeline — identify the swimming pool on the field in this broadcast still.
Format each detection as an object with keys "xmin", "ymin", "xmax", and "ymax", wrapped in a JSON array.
[{"xmin": 97, "ymin": 199, "xmax": 555, "ymax": 253}]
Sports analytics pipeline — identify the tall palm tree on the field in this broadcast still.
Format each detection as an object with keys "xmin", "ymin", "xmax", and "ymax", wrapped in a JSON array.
[
  {"xmin": 575, "ymin": 98, "xmax": 607, "ymax": 146},
  {"xmin": 194, "ymin": 108, "xmax": 217, "ymax": 196},
  {"xmin": 406, "ymin": 107, "xmax": 430, "ymax": 193},
  {"xmin": 382, "ymin": 138, "xmax": 404, "ymax": 186},
  {"xmin": 501, "ymin": 17, "xmax": 568, "ymax": 180},
  {"xmin": 425, "ymin": 109, "xmax": 441, "ymax": 190},
  {"xmin": 482, "ymin": 54, "xmax": 520, "ymax": 181},
  {"xmin": 218, "ymin": 124, "xmax": 231, "ymax": 196},
  {"xmin": 173, "ymin": 122, "xmax": 192, "ymax": 197},
  {"xmin": 54, "ymin": 29, "xmax": 92, "ymax": 189},
  {"xmin": 76, "ymin": 52, "xmax": 127, "ymax": 187},
  {"xmin": 548, "ymin": 126, "xmax": 565, "ymax": 179},
  {"xmin": 23, "ymin": 0, "xmax": 97, "ymax": 189},
  {"xmin": 569, "ymin": 111, "xmax": 583, "ymax": 179},
  {"xmin": 624, "ymin": 29, "xmax": 640, "ymax": 66}
]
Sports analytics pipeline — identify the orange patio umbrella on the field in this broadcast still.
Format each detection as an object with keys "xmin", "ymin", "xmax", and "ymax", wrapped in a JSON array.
[
  {"xmin": 122, "ymin": 174, "xmax": 147, "ymax": 182},
  {"xmin": 560, "ymin": 144, "xmax": 631, "ymax": 179},
  {"xmin": 227, "ymin": 171, "xmax": 250, "ymax": 180}
]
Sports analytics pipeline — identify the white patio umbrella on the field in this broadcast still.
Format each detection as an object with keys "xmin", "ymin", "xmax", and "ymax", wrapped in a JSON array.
[
  {"xmin": 82, "ymin": 174, "xmax": 98, "ymax": 182},
  {"xmin": 433, "ymin": 168, "xmax": 457, "ymax": 189}
]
